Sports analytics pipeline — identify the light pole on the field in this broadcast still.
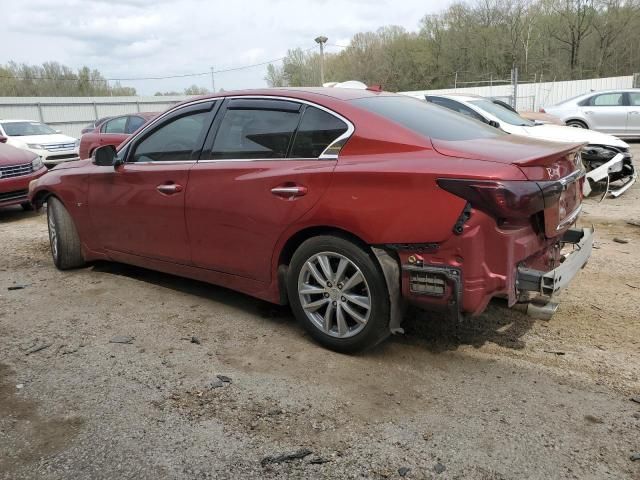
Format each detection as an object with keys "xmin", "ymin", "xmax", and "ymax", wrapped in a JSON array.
[
  {"xmin": 314, "ymin": 35, "xmax": 328, "ymax": 85},
  {"xmin": 210, "ymin": 66, "xmax": 215, "ymax": 93}
]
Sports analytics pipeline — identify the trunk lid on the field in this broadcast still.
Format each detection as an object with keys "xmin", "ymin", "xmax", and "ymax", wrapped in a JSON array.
[{"xmin": 432, "ymin": 136, "xmax": 586, "ymax": 238}]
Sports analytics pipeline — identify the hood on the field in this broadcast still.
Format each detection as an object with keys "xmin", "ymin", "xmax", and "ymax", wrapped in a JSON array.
[
  {"xmin": 49, "ymin": 158, "xmax": 92, "ymax": 171},
  {"xmin": 431, "ymin": 134, "xmax": 584, "ymax": 167},
  {"xmin": 10, "ymin": 133, "xmax": 78, "ymax": 147},
  {"xmin": 519, "ymin": 124, "xmax": 628, "ymax": 149},
  {"xmin": 0, "ymin": 143, "xmax": 37, "ymax": 166}
]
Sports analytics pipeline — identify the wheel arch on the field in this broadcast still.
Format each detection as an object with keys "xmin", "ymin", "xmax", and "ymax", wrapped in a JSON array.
[
  {"xmin": 565, "ymin": 117, "xmax": 589, "ymax": 128},
  {"xmin": 32, "ymin": 189, "xmax": 56, "ymax": 209}
]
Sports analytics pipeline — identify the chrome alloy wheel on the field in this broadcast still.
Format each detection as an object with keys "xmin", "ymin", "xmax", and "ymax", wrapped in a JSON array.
[
  {"xmin": 48, "ymin": 208, "xmax": 58, "ymax": 261},
  {"xmin": 297, "ymin": 252, "xmax": 371, "ymax": 338}
]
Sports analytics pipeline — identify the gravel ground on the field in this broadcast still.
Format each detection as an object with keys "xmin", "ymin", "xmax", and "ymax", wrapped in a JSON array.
[{"xmin": 1, "ymin": 143, "xmax": 639, "ymax": 480}]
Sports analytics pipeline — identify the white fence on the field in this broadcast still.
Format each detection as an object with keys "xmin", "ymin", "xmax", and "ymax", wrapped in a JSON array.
[
  {"xmin": 401, "ymin": 75, "xmax": 635, "ymax": 111},
  {"xmin": 0, "ymin": 96, "xmax": 191, "ymax": 138}
]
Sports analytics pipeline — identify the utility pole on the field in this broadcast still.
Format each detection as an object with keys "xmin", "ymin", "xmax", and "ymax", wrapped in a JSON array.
[
  {"xmin": 210, "ymin": 66, "xmax": 215, "ymax": 93},
  {"xmin": 511, "ymin": 65, "xmax": 518, "ymax": 110},
  {"xmin": 314, "ymin": 36, "xmax": 328, "ymax": 85}
]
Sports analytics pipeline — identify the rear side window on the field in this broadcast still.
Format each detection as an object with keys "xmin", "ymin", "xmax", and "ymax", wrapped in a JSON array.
[
  {"xmin": 588, "ymin": 93, "xmax": 624, "ymax": 106},
  {"xmin": 102, "ymin": 117, "xmax": 127, "ymax": 134},
  {"xmin": 351, "ymin": 96, "xmax": 502, "ymax": 141},
  {"xmin": 212, "ymin": 108, "xmax": 300, "ymax": 160},
  {"xmin": 290, "ymin": 106, "xmax": 348, "ymax": 158},
  {"xmin": 426, "ymin": 96, "xmax": 487, "ymax": 123},
  {"xmin": 629, "ymin": 92, "xmax": 640, "ymax": 106},
  {"xmin": 126, "ymin": 116, "xmax": 146, "ymax": 134}
]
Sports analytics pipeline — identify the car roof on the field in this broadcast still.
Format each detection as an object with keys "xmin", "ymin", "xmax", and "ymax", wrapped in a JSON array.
[
  {"xmin": 425, "ymin": 93, "xmax": 483, "ymax": 102},
  {"xmin": 185, "ymin": 87, "xmax": 399, "ymax": 104},
  {"xmin": 0, "ymin": 119, "xmax": 41, "ymax": 123}
]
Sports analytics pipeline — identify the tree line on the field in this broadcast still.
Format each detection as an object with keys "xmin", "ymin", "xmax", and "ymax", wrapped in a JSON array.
[{"xmin": 266, "ymin": 0, "xmax": 640, "ymax": 91}]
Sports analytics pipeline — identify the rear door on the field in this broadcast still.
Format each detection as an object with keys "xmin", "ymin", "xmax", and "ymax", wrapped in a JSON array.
[
  {"xmin": 99, "ymin": 116, "xmax": 130, "ymax": 149},
  {"xmin": 582, "ymin": 92, "xmax": 628, "ymax": 134},
  {"xmin": 626, "ymin": 91, "xmax": 640, "ymax": 136},
  {"xmin": 186, "ymin": 98, "xmax": 351, "ymax": 282},
  {"xmin": 88, "ymin": 101, "xmax": 216, "ymax": 263}
]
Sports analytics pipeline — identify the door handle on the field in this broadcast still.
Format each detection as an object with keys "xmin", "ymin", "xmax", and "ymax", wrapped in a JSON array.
[
  {"xmin": 156, "ymin": 183, "xmax": 183, "ymax": 195},
  {"xmin": 271, "ymin": 184, "xmax": 308, "ymax": 199},
  {"xmin": 584, "ymin": 111, "xmax": 594, "ymax": 115},
  {"xmin": 630, "ymin": 111, "xmax": 640, "ymax": 115}
]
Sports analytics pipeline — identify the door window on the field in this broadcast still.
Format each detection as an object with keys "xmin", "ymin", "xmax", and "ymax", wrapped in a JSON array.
[
  {"xmin": 130, "ymin": 111, "xmax": 210, "ymax": 162},
  {"xmin": 211, "ymin": 107, "xmax": 300, "ymax": 160},
  {"xmin": 102, "ymin": 116, "xmax": 127, "ymax": 134},
  {"xmin": 126, "ymin": 116, "xmax": 146, "ymax": 134},
  {"xmin": 290, "ymin": 106, "xmax": 348, "ymax": 158},
  {"xmin": 628, "ymin": 93, "xmax": 640, "ymax": 106},
  {"xmin": 589, "ymin": 93, "xmax": 624, "ymax": 106},
  {"xmin": 426, "ymin": 96, "xmax": 486, "ymax": 123}
]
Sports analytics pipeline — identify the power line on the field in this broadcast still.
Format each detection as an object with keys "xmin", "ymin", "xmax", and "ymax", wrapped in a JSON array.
[{"xmin": 0, "ymin": 47, "xmax": 316, "ymax": 83}]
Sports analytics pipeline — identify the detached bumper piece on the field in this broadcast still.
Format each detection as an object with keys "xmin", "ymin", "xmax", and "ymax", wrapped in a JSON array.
[
  {"xmin": 517, "ymin": 228, "xmax": 593, "ymax": 296},
  {"xmin": 583, "ymin": 152, "xmax": 636, "ymax": 198}
]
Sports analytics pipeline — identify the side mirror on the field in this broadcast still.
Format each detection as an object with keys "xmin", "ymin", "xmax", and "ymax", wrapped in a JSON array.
[
  {"xmin": 0, "ymin": 135, "xmax": 7, "ymax": 143},
  {"xmin": 488, "ymin": 120, "xmax": 500, "ymax": 129},
  {"xmin": 92, "ymin": 145, "xmax": 118, "ymax": 167}
]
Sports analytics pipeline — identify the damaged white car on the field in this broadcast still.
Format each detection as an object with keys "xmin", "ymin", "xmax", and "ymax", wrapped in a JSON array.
[{"xmin": 424, "ymin": 93, "xmax": 636, "ymax": 198}]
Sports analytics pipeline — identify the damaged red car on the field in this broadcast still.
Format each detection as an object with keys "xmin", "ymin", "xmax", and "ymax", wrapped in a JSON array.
[
  {"xmin": 29, "ymin": 88, "xmax": 593, "ymax": 352},
  {"xmin": 0, "ymin": 140, "xmax": 47, "ymax": 210}
]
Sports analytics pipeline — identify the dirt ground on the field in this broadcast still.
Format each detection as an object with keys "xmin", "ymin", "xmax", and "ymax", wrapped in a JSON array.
[{"xmin": 1, "ymin": 144, "xmax": 639, "ymax": 480}]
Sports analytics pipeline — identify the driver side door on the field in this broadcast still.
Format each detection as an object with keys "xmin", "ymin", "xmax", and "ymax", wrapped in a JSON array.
[{"xmin": 88, "ymin": 101, "xmax": 217, "ymax": 264}]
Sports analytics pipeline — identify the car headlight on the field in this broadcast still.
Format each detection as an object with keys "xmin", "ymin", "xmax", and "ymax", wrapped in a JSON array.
[
  {"xmin": 581, "ymin": 145, "xmax": 617, "ymax": 162},
  {"xmin": 31, "ymin": 156, "xmax": 43, "ymax": 171},
  {"xmin": 26, "ymin": 143, "xmax": 45, "ymax": 150},
  {"xmin": 74, "ymin": 139, "xmax": 80, "ymax": 148}
]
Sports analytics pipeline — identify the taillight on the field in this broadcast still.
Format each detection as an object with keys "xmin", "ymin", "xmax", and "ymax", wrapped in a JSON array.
[
  {"xmin": 437, "ymin": 179, "xmax": 545, "ymax": 220},
  {"xmin": 539, "ymin": 108, "xmax": 546, "ymax": 113}
]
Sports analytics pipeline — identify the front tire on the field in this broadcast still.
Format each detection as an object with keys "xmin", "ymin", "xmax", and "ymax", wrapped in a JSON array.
[
  {"xmin": 567, "ymin": 119, "xmax": 588, "ymax": 129},
  {"xmin": 47, "ymin": 197, "xmax": 85, "ymax": 270},
  {"xmin": 287, "ymin": 235, "xmax": 390, "ymax": 353}
]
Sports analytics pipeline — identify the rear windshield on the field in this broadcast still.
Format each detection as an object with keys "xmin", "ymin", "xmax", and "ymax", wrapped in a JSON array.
[{"xmin": 350, "ymin": 95, "xmax": 503, "ymax": 141}]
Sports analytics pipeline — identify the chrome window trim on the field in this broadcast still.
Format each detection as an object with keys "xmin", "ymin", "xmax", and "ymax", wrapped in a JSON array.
[{"xmin": 118, "ymin": 95, "xmax": 355, "ymax": 163}]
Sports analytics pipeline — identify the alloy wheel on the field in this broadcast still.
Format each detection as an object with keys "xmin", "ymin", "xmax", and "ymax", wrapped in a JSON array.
[{"xmin": 297, "ymin": 251, "xmax": 371, "ymax": 338}]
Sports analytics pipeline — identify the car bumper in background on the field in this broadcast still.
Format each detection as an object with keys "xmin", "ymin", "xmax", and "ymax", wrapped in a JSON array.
[
  {"xmin": 28, "ymin": 147, "xmax": 80, "ymax": 166},
  {"xmin": 0, "ymin": 165, "xmax": 48, "ymax": 208},
  {"xmin": 583, "ymin": 151, "xmax": 636, "ymax": 198}
]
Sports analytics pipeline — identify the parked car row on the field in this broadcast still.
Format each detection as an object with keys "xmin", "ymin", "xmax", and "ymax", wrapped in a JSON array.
[{"xmin": 425, "ymin": 93, "xmax": 636, "ymax": 197}]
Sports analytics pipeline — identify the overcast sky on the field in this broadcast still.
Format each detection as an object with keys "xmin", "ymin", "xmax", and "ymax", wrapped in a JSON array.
[{"xmin": 3, "ymin": 0, "xmax": 452, "ymax": 95}]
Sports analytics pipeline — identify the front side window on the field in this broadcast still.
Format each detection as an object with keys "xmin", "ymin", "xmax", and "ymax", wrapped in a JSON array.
[
  {"xmin": 103, "ymin": 117, "xmax": 127, "ymax": 134},
  {"xmin": 352, "ymin": 95, "xmax": 502, "ymax": 141},
  {"xmin": 590, "ymin": 93, "xmax": 624, "ymax": 106},
  {"xmin": 290, "ymin": 106, "xmax": 348, "ymax": 158},
  {"xmin": 628, "ymin": 92, "xmax": 640, "ymax": 106},
  {"xmin": 126, "ymin": 116, "xmax": 146, "ymax": 134},
  {"xmin": 469, "ymin": 99, "xmax": 534, "ymax": 126},
  {"xmin": 211, "ymin": 108, "xmax": 300, "ymax": 160},
  {"xmin": 131, "ymin": 111, "xmax": 210, "ymax": 162}
]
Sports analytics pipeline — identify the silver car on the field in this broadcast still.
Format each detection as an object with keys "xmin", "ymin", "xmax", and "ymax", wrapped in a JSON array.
[{"xmin": 542, "ymin": 89, "xmax": 640, "ymax": 138}]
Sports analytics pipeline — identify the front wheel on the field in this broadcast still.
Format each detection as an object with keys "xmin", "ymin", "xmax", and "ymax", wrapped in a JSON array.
[
  {"xmin": 567, "ymin": 120, "xmax": 588, "ymax": 129},
  {"xmin": 287, "ymin": 235, "xmax": 390, "ymax": 353},
  {"xmin": 47, "ymin": 197, "xmax": 86, "ymax": 270}
]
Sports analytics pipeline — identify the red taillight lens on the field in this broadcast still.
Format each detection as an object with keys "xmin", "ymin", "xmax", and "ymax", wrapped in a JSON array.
[
  {"xmin": 437, "ymin": 179, "xmax": 546, "ymax": 220},
  {"xmin": 539, "ymin": 108, "xmax": 546, "ymax": 113}
]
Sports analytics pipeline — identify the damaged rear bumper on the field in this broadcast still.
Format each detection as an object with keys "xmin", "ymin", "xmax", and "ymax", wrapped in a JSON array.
[{"xmin": 516, "ymin": 228, "xmax": 593, "ymax": 296}]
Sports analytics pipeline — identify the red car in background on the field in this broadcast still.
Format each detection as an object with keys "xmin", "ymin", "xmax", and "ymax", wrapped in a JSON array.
[
  {"xmin": 29, "ymin": 88, "xmax": 592, "ymax": 352},
  {"xmin": 0, "ymin": 140, "xmax": 47, "ymax": 210},
  {"xmin": 79, "ymin": 112, "xmax": 158, "ymax": 159}
]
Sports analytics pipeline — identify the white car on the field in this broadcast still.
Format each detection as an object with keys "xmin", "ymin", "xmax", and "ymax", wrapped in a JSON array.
[
  {"xmin": 0, "ymin": 120, "xmax": 80, "ymax": 167},
  {"xmin": 424, "ymin": 93, "xmax": 636, "ymax": 197},
  {"xmin": 540, "ymin": 89, "xmax": 640, "ymax": 137}
]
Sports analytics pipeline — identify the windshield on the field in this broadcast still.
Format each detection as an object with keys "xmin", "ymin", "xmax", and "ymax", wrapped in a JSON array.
[
  {"xmin": 1, "ymin": 121, "xmax": 57, "ymax": 136},
  {"xmin": 351, "ymin": 95, "xmax": 503, "ymax": 141},
  {"xmin": 469, "ymin": 99, "xmax": 534, "ymax": 127}
]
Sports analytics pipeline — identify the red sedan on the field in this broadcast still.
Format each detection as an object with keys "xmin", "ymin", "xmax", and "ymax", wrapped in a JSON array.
[
  {"xmin": 29, "ymin": 88, "xmax": 592, "ymax": 352},
  {"xmin": 79, "ymin": 112, "xmax": 158, "ymax": 160},
  {"xmin": 0, "ymin": 140, "xmax": 47, "ymax": 210}
]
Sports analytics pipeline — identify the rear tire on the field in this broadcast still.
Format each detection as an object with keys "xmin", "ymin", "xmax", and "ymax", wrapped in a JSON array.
[
  {"xmin": 566, "ymin": 120, "xmax": 588, "ymax": 129},
  {"xmin": 287, "ymin": 235, "xmax": 390, "ymax": 353},
  {"xmin": 47, "ymin": 197, "xmax": 85, "ymax": 270}
]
